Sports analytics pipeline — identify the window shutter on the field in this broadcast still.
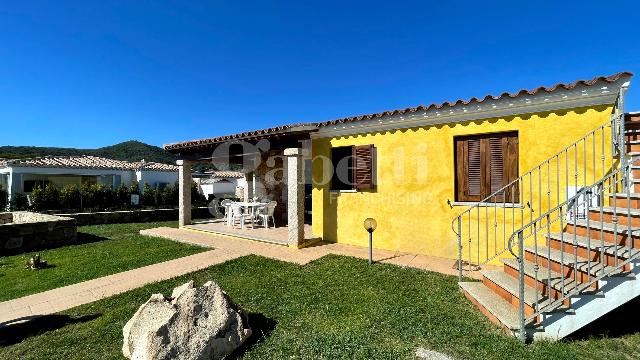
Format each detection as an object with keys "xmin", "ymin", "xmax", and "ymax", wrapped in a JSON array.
[
  {"xmin": 503, "ymin": 135, "xmax": 519, "ymax": 202},
  {"xmin": 489, "ymin": 137, "xmax": 504, "ymax": 194},
  {"xmin": 353, "ymin": 145, "xmax": 374, "ymax": 190},
  {"xmin": 467, "ymin": 138, "xmax": 482, "ymax": 197},
  {"xmin": 455, "ymin": 132, "xmax": 518, "ymax": 203}
]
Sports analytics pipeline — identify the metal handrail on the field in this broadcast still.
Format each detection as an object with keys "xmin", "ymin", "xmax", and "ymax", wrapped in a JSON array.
[
  {"xmin": 507, "ymin": 163, "xmax": 634, "ymax": 340},
  {"xmin": 454, "ymin": 87, "xmax": 628, "ymax": 279},
  {"xmin": 503, "ymin": 85, "xmax": 630, "ymax": 342}
]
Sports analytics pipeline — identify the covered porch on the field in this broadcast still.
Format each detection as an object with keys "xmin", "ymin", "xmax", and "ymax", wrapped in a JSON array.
[
  {"xmin": 186, "ymin": 218, "xmax": 318, "ymax": 246},
  {"xmin": 165, "ymin": 124, "xmax": 318, "ymax": 248}
]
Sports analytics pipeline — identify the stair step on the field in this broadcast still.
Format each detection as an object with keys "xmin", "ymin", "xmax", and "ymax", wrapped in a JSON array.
[
  {"xmin": 523, "ymin": 246, "xmax": 611, "ymax": 278},
  {"xmin": 482, "ymin": 270, "xmax": 550, "ymax": 308},
  {"xmin": 591, "ymin": 206, "xmax": 640, "ymax": 216},
  {"xmin": 502, "ymin": 257, "xmax": 579, "ymax": 294},
  {"xmin": 568, "ymin": 219, "xmax": 640, "ymax": 236},
  {"xmin": 606, "ymin": 192, "xmax": 640, "ymax": 199},
  {"xmin": 548, "ymin": 232, "xmax": 640, "ymax": 259},
  {"xmin": 459, "ymin": 282, "xmax": 521, "ymax": 331}
]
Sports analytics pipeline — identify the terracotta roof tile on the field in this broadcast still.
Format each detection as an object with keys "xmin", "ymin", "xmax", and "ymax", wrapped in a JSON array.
[
  {"xmin": 163, "ymin": 72, "xmax": 632, "ymax": 152},
  {"xmin": 206, "ymin": 171, "xmax": 245, "ymax": 178},
  {"xmin": 316, "ymin": 72, "xmax": 633, "ymax": 127},
  {"xmin": 164, "ymin": 123, "xmax": 317, "ymax": 151}
]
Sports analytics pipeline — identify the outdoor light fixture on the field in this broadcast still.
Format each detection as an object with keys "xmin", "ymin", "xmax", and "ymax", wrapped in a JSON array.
[{"xmin": 363, "ymin": 218, "xmax": 377, "ymax": 265}]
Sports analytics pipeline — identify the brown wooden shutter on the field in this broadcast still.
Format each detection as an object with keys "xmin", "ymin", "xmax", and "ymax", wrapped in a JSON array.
[
  {"xmin": 455, "ymin": 132, "xmax": 518, "ymax": 202},
  {"xmin": 353, "ymin": 145, "xmax": 374, "ymax": 190},
  {"xmin": 502, "ymin": 134, "xmax": 519, "ymax": 202},
  {"xmin": 467, "ymin": 138, "xmax": 482, "ymax": 199}
]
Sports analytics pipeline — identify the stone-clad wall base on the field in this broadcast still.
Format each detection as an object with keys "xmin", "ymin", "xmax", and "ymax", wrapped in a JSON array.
[
  {"xmin": 57, "ymin": 207, "xmax": 213, "ymax": 226},
  {"xmin": 0, "ymin": 212, "xmax": 77, "ymax": 255},
  {"xmin": 0, "ymin": 213, "xmax": 12, "ymax": 224}
]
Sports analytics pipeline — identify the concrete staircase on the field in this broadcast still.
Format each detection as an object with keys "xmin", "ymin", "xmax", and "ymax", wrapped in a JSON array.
[{"xmin": 460, "ymin": 120, "xmax": 640, "ymax": 341}]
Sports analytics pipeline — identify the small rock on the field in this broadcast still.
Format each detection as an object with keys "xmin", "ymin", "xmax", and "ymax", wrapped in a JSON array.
[
  {"xmin": 123, "ymin": 280, "xmax": 251, "ymax": 360},
  {"xmin": 415, "ymin": 347, "xmax": 455, "ymax": 360}
]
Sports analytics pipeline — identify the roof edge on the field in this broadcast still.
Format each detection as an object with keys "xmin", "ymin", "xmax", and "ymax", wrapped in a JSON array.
[{"xmin": 164, "ymin": 71, "xmax": 633, "ymax": 150}]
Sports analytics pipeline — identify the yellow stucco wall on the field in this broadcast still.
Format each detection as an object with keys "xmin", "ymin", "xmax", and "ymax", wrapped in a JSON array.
[{"xmin": 311, "ymin": 105, "xmax": 615, "ymax": 262}]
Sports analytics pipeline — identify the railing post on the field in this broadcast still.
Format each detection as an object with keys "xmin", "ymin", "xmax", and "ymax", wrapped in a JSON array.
[
  {"xmin": 457, "ymin": 217, "xmax": 463, "ymax": 281},
  {"xmin": 517, "ymin": 230, "xmax": 526, "ymax": 343}
]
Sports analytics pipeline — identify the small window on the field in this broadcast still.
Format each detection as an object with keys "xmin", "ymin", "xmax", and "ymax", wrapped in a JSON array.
[
  {"xmin": 455, "ymin": 132, "xmax": 519, "ymax": 202},
  {"xmin": 330, "ymin": 145, "xmax": 375, "ymax": 191},
  {"xmin": 331, "ymin": 147, "xmax": 353, "ymax": 190}
]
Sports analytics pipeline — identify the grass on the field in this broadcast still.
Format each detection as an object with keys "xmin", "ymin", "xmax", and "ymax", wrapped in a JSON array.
[
  {"xmin": 2, "ymin": 254, "xmax": 640, "ymax": 359},
  {"xmin": 0, "ymin": 221, "xmax": 205, "ymax": 301}
]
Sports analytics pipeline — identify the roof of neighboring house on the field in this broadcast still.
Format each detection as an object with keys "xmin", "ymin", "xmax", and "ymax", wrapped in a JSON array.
[
  {"xmin": 164, "ymin": 72, "xmax": 632, "ymax": 152},
  {"xmin": 206, "ymin": 170, "xmax": 245, "ymax": 178},
  {"xmin": 200, "ymin": 178, "xmax": 235, "ymax": 185},
  {"xmin": 0, "ymin": 155, "xmax": 178, "ymax": 172}
]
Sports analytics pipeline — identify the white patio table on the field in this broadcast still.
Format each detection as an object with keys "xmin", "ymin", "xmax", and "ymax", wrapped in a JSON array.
[{"xmin": 226, "ymin": 201, "xmax": 268, "ymax": 227}]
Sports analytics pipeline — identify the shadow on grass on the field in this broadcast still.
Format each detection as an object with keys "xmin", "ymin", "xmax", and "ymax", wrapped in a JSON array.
[
  {"xmin": 0, "ymin": 313, "xmax": 101, "ymax": 346},
  {"xmin": 76, "ymin": 232, "xmax": 109, "ymax": 245},
  {"xmin": 567, "ymin": 296, "xmax": 640, "ymax": 340},
  {"xmin": 227, "ymin": 313, "xmax": 277, "ymax": 359}
]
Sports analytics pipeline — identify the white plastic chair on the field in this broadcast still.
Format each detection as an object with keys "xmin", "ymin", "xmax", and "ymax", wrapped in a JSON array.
[
  {"xmin": 221, "ymin": 199, "xmax": 233, "ymax": 225},
  {"xmin": 257, "ymin": 201, "xmax": 277, "ymax": 228},
  {"xmin": 230, "ymin": 203, "xmax": 252, "ymax": 229}
]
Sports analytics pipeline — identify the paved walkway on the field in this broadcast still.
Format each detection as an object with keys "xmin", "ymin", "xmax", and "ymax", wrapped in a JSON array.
[
  {"xmin": 0, "ymin": 249, "xmax": 241, "ymax": 326},
  {"xmin": 142, "ymin": 226, "xmax": 485, "ymax": 276},
  {"xmin": 0, "ymin": 226, "xmax": 486, "ymax": 326}
]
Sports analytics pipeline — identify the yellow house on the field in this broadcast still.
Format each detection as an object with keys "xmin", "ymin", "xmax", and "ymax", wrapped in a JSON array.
[
  {"xmin": 310, "ymin": 72, "xmax": 632, "ymax": 264},
  {"xmin": 167, "ymin": 72, "xmax": 640, "ymax": 341},
  {"xmin": 167, "ymin": 72, "xmax": 632, "ymax": 265}
]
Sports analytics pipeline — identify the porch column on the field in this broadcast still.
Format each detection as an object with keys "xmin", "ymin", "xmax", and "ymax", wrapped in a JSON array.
[
  {"xmin": 177, "ymin": 160, "xmax": 192, "ymax": 228},
  {"xmin": 285, "ymin": 148, "xmax": 307, "ymax": 247}
]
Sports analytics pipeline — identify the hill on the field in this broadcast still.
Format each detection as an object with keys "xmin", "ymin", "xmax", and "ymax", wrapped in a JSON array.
[{"xmin": 0, "ymin": 140, "xmax": 176, "ymax": 164}]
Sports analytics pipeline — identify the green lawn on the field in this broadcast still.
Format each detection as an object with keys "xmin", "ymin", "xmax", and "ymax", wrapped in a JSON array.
[
  {"xmin": 0, "ymin": 221, "xmax": 205, "ymax": 302},
  {"xmin": 1, "ymin": 254, "xmax": 639, "ymax": 359}
]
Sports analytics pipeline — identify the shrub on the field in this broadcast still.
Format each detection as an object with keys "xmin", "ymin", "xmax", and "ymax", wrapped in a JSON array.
[
  {"xmin": 0, "ymin": 185, "xmax": 7, "ymax": 210},
  {"xmin": 153, "ymin": 184, "xmax": 162, "ymax": 207},
  {"xmin": 31, "ymin": 184, "xmax": 60, "ymax": 210},
  {"xmin": 129, "ymin": 180, "xmax": 140, "ymax": 195},
  {"xmin": 141, "ymin": 183, "xmax": 156, "ymax": 207},
  {"xmin": 159, "ymin": 182, "xmax": 178, "ymax": 206},
  {"xmin": 116, "ymin": 184, "xmax": 131, "ymax": 208},
  {"xmin": 80, "ymin": 182, "xmax": 101, "ymax": 209},
  {"xmin": 60, "ymin": 184, "xmax": 81, "ymax": 209},
  {"xmin": 10, "ymin": 193, "xmax": 29, "ymax": 210},
  {"xmin": 191, "ymin": 181, "xmax": 206, "ymax": 205},
  {"xmin": 98, "ymin": 185, "xmax": 117, "ymax": 209}
]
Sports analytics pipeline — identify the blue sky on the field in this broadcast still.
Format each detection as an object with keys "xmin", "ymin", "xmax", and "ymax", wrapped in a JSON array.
[{"xmin": 0, "ymin": 1, "xmax": 638, "ymax": 148}]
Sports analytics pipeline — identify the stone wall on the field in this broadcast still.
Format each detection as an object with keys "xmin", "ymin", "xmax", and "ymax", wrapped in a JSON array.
[
  {"xmin": 0, "ymin": 212, "xmax": 77, "ymax": 255},
  {"xmin": 0, "ymin": 212, "xmax": 12, "ymax": 224},
  {"xmin": 57, "ymin": 207, "xmax": 214, "ymax": 226}
]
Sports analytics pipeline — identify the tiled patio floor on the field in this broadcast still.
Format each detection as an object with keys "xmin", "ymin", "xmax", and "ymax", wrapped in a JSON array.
[{"xmin": 187, "ymin": 218, "xmax": 318, "ymax": 245}]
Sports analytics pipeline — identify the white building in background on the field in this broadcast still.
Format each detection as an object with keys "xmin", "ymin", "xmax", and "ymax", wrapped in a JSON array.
[
  {"xmin": 193, "ymin": 171, "xmax": 246, "ymax": 200},
  {"xmin": 0, "ymin": 155, "xmax": 179, "ymax": 203}
]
